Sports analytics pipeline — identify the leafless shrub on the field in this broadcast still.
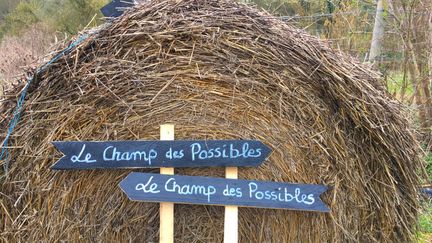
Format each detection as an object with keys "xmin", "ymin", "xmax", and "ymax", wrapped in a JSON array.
[{"xmin": 0, "ymin": 23, "xmax": 53, "ymax": 86}]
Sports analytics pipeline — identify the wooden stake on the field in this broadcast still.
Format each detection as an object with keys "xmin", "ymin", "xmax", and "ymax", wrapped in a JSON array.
[
  {"xmin": 160, "ymin": 124, "xmax": 175, "ymax": 243},
  {"xmin": 224, "ymin": 167, "xmax": 238, "ymax": 243}
]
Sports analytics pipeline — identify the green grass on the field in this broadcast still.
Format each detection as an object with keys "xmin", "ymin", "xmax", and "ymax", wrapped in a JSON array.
[
  {"xmin": 419, "ymin": 206, "xmax": 432, "ymax": 233},
  {"xmin": 418, "ymin": 150, "xmax": 432, "ymax": 242},
  {"xmin": 418, "ymin": 233, "xmax": 432, "ymax": 243},
  {"xmin": 418, "ymin": 201, "xmax": 432, "ymax": 242},
  {"xmin": 386, "ymin": 72, "xmax": 414, "ymax": 98}
]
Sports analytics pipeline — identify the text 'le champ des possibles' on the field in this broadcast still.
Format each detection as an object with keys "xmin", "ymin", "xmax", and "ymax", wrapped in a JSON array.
[
  {"xmin": 135, "ymin": 176, "xmax": 316, "ymax": 205},
  {"xmin": 71, "ymin": 142, "xmax": 263, "ymax": 164}
]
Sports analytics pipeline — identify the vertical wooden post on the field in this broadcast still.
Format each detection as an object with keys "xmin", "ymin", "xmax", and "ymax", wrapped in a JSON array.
[
  {"xmin": 224, "ymin": 167, "xmax": 238, "ymax": 243},
  {"xmin": 160, "ymin": 124, "xmax": 175, "ymax": 243}
]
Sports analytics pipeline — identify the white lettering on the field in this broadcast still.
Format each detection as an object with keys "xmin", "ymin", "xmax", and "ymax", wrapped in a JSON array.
[
  {"xmin": 70, "ymin": 144, "xmax": 96, "ymax": 163},
  {"xmin": 103, "ymin": 146, "xmax": 157, "ymax": 165},
  {"xmin": 248, "ymin": 182, "xmax": 316, "ymax": 205},
  {"xmin": 189, "ymin": 142, "xmax": 263, "ymax": 161},
  {"xmin": 164, "ymin": 177, "xmax": 216, "ymax": 202},
  {"xmin": 135, "ymin": 176, "xmax": 160, "ymax": 193}
]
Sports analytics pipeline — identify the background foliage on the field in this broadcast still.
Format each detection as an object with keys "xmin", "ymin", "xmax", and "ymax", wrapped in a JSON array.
[
  {"xmin": 0, "ymin": 0, "xmax": 109, "ymax": 83},
  {"xmin": 0, "ymin": 0, "xmax": 108, "ymax": 39}
]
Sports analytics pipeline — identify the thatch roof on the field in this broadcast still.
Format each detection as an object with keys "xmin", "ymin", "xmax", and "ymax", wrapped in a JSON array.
[{"xmin": 0, "ymin": 0, "xmax": 424, "ymax": 242}]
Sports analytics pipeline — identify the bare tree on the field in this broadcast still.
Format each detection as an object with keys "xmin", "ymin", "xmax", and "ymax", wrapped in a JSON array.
[
  {"xmin": 369, "ymin": 0, "xmax": 385, "ymax": 63},
  {"xmin": 429, "ymin": 2, "xmax": 432, "ymax": 99},
  {"xmin": 426, "ymin": 0, "xmax": 432, "ymax": 142},
  {"xmin": 388, "ymin": 0, "xmax": 432, "ymax": 136}
]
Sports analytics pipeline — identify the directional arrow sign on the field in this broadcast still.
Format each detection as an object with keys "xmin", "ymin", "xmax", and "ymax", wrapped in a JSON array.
[
  {"xmin": 119, "ymin": 172, "xmax": 330, "ymax": 212},
  {"xmin": 101, "ymin": 0, "xmax": 136, "ymax": 18},
  {"xmin": 51, "ymin": 140, "xmax": 271, "ymax": 170}
]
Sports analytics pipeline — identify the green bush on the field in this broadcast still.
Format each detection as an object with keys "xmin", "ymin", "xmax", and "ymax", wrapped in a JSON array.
[
  {"xmin": 418, "ymin": 151, "xmax": 432, "ymax": 242},
  {"xmin": 42, "ymin": 0, "xmax": 109, "ymax": 34},
  {"xmin": 418, "ymin": 201, "xmax": 432, "ymax": 242},
  {"xmin": 0, "ymin": 0, "xmax": 41, "ymax": 38},
  {"xmin": 0, "ymin": 0, "xmax": 109, "ymax": 41}
]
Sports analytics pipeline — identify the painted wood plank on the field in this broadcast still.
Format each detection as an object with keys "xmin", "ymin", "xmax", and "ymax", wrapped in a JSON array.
[
  {"xmin": 51, "ymin": 140, "xmax": 271, "ymax": 170},
  {"xmin": 101, "ymin": 0, "xmax": 135, "ymax": 18},
  {"xmin": 119, "ymin": 172, "xmax": 330, "ymax": 212}
]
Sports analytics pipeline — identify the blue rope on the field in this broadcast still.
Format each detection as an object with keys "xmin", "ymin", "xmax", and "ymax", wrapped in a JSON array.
[{"xmin": 0, "ymin": 33, "xmax": 91, "ymax": 175}]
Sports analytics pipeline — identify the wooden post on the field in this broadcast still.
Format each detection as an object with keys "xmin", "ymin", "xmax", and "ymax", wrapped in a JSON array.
[
  {"xmin": 160, "ymin": 124, "xmax": 175, "ymax": 243},
  {"xmin": 224, "ymin": 167, "xmax": 238, "ymax": 243}
]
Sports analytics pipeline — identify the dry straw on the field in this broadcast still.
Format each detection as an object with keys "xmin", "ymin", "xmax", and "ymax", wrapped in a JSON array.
[{"xmin": 0, "ymin": 0, "xmax": 425, "ymax": 242}]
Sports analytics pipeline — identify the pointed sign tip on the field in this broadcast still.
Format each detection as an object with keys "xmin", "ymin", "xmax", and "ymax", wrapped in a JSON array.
[
  {"xmin": 258, "ymin": 141, "xmax": 272, "ymax": 163},
  {"xmin": 118, "ymin": 175, "xmax": 136, "ymax": 201},
  {"xmin": 51, "ymin": 160, "xmax": 66, "ymax": 170},
  {"xmin": 50, "ymin": 164, "xmax": 61, "ymax": 170},
  {"xmin": 51, "ymin": 141, "xmax": 60, "ymax": 147}
]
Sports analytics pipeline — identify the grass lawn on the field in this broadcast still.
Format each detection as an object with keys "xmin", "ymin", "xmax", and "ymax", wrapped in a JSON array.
[
  {"xmin": 418, "ymin": 151, "xmax": 432, "ymax": 242},
  {"xmin": 386, "ymin": 72, "xmax": 414, "ymax": 101},
  {"xmin": 418, "ymin": 201, "xmax": 432, "ymax": 242}
]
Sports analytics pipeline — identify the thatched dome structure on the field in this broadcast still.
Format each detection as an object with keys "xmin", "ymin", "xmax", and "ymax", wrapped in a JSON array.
[{"xmin": 0, "ymin": 0, "xmax": 423, "ymax": 242}]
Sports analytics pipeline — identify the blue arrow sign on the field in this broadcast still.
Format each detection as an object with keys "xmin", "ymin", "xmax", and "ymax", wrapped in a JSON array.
[
  {"xmin": 51, "ymin": 140, "xmax": 272, "ymax": 170},
  {"xmin": 101, "ymin": 0, "xmax": 136, "ymax": 18},
  {"xmin": 119, "ymin": 172, "xmax": 330, "ymax": 212}
]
